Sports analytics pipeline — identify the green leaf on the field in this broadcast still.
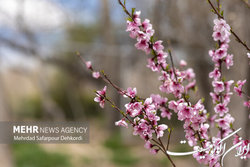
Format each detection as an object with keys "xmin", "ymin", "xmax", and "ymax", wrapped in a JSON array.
[
  {"xmin": 206, "ymin": 113, "xmax": 210, "ymax": 118},
  {"xmin": 123, "ymin": 0, "xmax": 126, "ymax": 5},
  {"xmin": 150, "ymin": 36, "xmax": 154, "ymax": 43},
  {"xmin": 230, "ymin": 123, "xmax": 233, "ymax": 128},
  {"xmin": 185, "ymin": 94, "xmax": 190, "ymax": 100},
  {"xmin": 194, "ymin": 86, "xmax": 198, "ymax": 93},
  {"xmin": 131, "ymin": 8, "xmax": 135, "ymax": 16},
  {"xmin": 221, "ymin": 10, "xmax": 224, "ymax": 17},
  {"xmin": 215, "ymin": 43, "xmax": 218, "ymax": 48},
  {"xmin": 126, "ymin": 17, "xmax": 133, "ymax": 22},
  {"xmin": 200, "ymin": 139, "xmax": 205, "ymax": 142},
  {"xmin": 165, "ymin": 64, "xmax": 170, "ymax": 71}
]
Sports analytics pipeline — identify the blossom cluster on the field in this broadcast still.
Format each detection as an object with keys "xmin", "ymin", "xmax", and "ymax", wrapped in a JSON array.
[
  {"xmin": 208, "ymin": 18, "xmax": 249, "ymax": 164},
  {"xmin": 127, "ymin": 11, "xmax": 197, "ymax": 98},
  {"xmin": 94, "ymin": 86, "xmax": 107, "ymax": 108},
  {"xmin": 233, "ymin": 136, "xmax": 250, "ymax": 159},
  {"xmin": 209, "ymin": 18, "xmax": 235, "ymax": 139},
  {"xmin": 123, "ymin": 88, "xmax": 169, "ymax": 154},
  {"xmin": 125, "ymin": 10, "xmax": 215, "ymax": 164},
  {"xmin": 87, "ymin": 6, "xmax": 250, "ymax": 167},
  {"xmin": 233, "ymin": 80, "xmax": 249, "ymax": 113}
]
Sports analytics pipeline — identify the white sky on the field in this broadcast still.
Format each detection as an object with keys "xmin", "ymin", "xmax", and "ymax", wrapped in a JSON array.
[{"xmin": 0, "ymin": 0, "xmax": 67, "ymax": 31}]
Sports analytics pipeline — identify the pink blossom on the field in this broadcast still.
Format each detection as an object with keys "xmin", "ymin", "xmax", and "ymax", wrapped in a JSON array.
[
  {"xmin": 224, "ymin": 80, "xmax": 234, "ymax": 92},
  {"xmin": 177, "ymin": 103, "xmax": 192, "ymax": 120},
  {"xmin": 233, "ymin": 138, "xmax": 250, "ymax": 158},
  {"xmin": 159, "ymin": 80, "xmax": 173, "ymax": 94},
  {"xmin": 209, "ymin": 114, "xmax": 217, "ymax": 127},
  {"xmin": 213, "ymin": 19, "xmax": 230, "ymax": 32},
  {"xmin": 215, "ymin": 117, "xmax": 230, "ymax": 129},
  {"xmin": 144, "ymin": 97, "xmax": 156, "ymax": 113},
  {"xmin": 133, "ymin": 11, "xmax": 141, "ymax": 19},
  {"xmin": 185, "ymin": 80, "xmax": 196, "ymax": 92},
  {"xmin": 137, "ymin": 31, "xmax": 150, "ymax": 41},
  {"xmin": 145, "ymin": 27, "xmax": 155, "ymax": 37},
  {"xmin": 212, "ymin": 81, "xmax": 225, "ymax": 93},
  {"xmin": 194, "ymin": 100, "xmax": 205, "ymax": 111},
  {"xmin": 234, "ymin": 80, "xmax": 246, "ymax": 97},
  {"xmin": 125, "ymin": 102, "xmax": 143, "ymax": 117},
  {"xmin": 200, "ymin": 123, "xmax": 209, "ymax": 140},
  {"xmin": 134, "ymin": 15, "xmax": 141, "ymax": 26},
  {"xmin": 217, "ymin": 128, "xmax": 232, "ymax": 138},
  {"xmin": 193, "ymin": 147, "xmax": 210, "ymax": 164},
  {"xmin": 209, "ymin": 50, "xmax": 217, "ymax": 62},
  {"xmin": 180, "ymin": 60, "xmax": 187, "ymax": 67},
  {"xmin": 146, "ymin": 111, "xmax": 160, "ymax": 123},
  {"xmin": 160, "ymin": 108, "xmax": 172, "ymax": 120},
  {"xmin": 150, "ymin": 94, "xmax": 168, "ymax": 106},
  {"xmin": 213, "ymin": 19, "xmax": 231, "ymax": 43},
  {"xmin": 157, "ymin": 51, "xmax": 168, "ymax": 65},
  {"xmin": 124, "ymin": 87, "xmax": 137, "ymax": 98},
  {"xmin": 156, "ymin": 124, "xmax": 168, "ymax": 138},
  {"xmin": 147, "ymin": 58, "xmax": 160, "ymax": 72},
  {"xmin": 94, "ymin": 86, "xmax": 107, "ymax": 108},
  {"xmin": 168, "ymin": 100, "xmax": 179, "ymax": 113},
  {"xmin": 225, "ymin": 54, "xmax": 233, "ymax": 69},
  {"xmin": 223, "ymin": 92, "xmax": 233, "ymax": 105},
  {"xmin": 92, "ymin": 71, "xmax": 100, "ymax": 79},
  {"xmin": 209, "ymin": 68, "xmax": 221, "ymax": 80},
  {"xmin": 142, "ymin": 19, "xmax": 152, "ymax": 31},
  {"xmin": 133, "ymin": 119, "xmax": 154, "ymax": 140},
  {"xmin": 126, "ymin": 21, "xmax": 140, "ymax": 38},
  {"xmin": 215, "ymin": 47, "xmax": 227, "ymax": 59},
  {"xmin": 212, "ymin": 31, "xmax": 223, "ymax": 42},
  {"xmin": 210, "ymin": 92, "xmax": 219, "ymax": 104},
  {"xmin": 172, "ymin": 82, "xmax": 185, "ymax": 98},
  {"xmin": 186, "ymin": 132, "xmax": 197, "ymax": 147},
  {"xmin": 150, "ymin": 149, "xmax": 159, "ymax": 155},
  {"xmin": 115, "ymin": 119, "xmax": 128, "ymax": 128},
  {"xmin": 144, "ymin": 141, "xmax": 153, "ymax": 149},
  {"xmin": 214, "ymin": 103, "xmax": 228, "ymax": 116},
  {"xmin": 135, "ymin": 39, "xmax": 150, "ymax": 53},
  {"xmin": 144, "ymin": 140, "xmax": 159, "ymax": 154},
  {"xmin": 158, "ymin": 71, "xmax": 169, "ymax": 81},
  {"xmin": 153, "ymin": 40, "xmax": 164, "ymax": 53},
  {"xmin": 243, "ymin": 100, "xmax": 250, "ymax": 108},
  {"xmin": 185, "ymin": 68, "xmax": 196, "ymax": 80},
  {"xmin": 85, "ymin": 61, "xmax": 92, "ymax": 69}
]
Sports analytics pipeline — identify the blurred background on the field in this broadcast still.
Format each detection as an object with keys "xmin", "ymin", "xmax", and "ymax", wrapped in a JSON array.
[{"xmin": 0, "ymin": 0, "xmax": 249, "ymax": 167}]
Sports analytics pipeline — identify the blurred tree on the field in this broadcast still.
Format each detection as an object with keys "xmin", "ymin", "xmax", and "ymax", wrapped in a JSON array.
[{"xmin": 100, "ymin": 0, "xmax": 121, "ymax": 131}]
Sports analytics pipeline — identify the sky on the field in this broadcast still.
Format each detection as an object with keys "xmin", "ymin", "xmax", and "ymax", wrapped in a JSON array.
[{"xmin": 0, "ymin": 0, "xmax": 141, "ymax": 69}]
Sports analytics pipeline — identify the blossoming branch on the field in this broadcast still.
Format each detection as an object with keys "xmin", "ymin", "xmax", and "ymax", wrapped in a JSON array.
[{"xmin": 77, "ymin": 0, "xmax": 250, "ymax": 166}]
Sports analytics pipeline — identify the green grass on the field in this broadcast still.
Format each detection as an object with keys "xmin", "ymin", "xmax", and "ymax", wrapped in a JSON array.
[
  {"xmin": 16, "ymin": 96, "xmax": 43, "ymax": 119},
  {"xmin": 81, "ymin": 156, "xmax": 93, "ymax": 165},
  {"xmin": 12, "ymin": 144, "xmax": 70, "ymax": 167},
  {"xmin": 103, "ymin": 133, "xmax": 139, "ymax": 166}
]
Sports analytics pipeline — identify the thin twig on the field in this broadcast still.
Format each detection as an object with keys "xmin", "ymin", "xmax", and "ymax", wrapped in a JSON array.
[
  {"xmin": 168, "ymin": 49, "xmax": 178, "ymax": 82},
  {"xmin": 207, "ymin": 0, "xmax": 250, "ymax": 51},
  {"xmin": 166, "ymin": 129, "xmax": 172, "ymax": 150},
  {"xmin": 95, "ymin": 91, "xmax": 134, "ymax": 125},
  {"xmin": 76, "ymin": 52, "xmax": 144, "ymax": 101},
  {"xmin": 118, "ymin": 0, "xmax": 133, "ymax": 18},
  {"xmin": 241, "ymin": 0, "xmax": 250, "ymax": 8}
]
